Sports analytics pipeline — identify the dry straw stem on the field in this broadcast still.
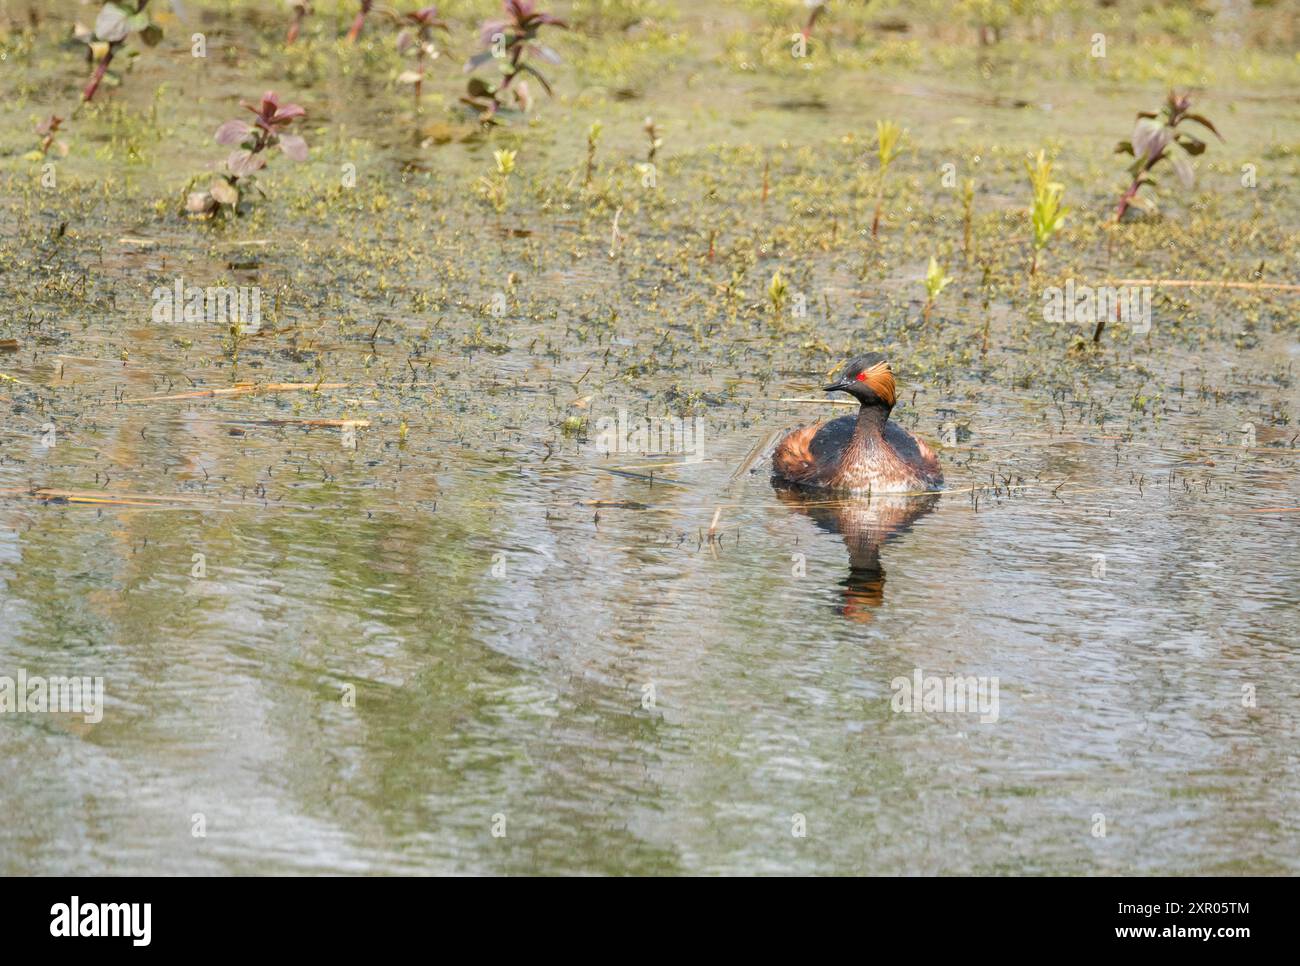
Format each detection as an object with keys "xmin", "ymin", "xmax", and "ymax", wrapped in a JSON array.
[
  {"xmin": 602, "ymin": 459, "xmax": 713, "ymax": 470},
  {"xmin": 122, "ymin": 382, "xmax": 353, "ymax": 403},
  {"xmin": 597, "ymin": 467, "xmax": 692, "ymax": 488},
  {"xmin": 1, "ymin": 487, "xmax": 212, "ymax": 507},
  {"xmin": 1105, "ymin": 278, "xmax": 1300, "ymax": 292},
  {"xmin": 258, "ymin": 417, "xmax": 371, "ymax": 428}
]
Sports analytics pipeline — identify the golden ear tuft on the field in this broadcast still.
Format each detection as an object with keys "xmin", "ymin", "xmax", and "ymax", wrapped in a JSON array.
[{"xmin": 860, "ymin": 360, "xmax": 896, "ymax": 406}]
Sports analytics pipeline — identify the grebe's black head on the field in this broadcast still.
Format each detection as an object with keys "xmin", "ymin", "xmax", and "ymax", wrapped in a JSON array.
[{"xmin": 822, "ymin": 354, "xmax": 897, "ymax": 410}]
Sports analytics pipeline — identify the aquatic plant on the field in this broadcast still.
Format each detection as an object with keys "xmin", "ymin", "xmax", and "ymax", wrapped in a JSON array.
[
  {"xmin": 186, "ymin": 92, "xmax": 309, "ymax": 217},
  {"xmin": 397, "ymin": 6, "xmax": 450, "ymax": 111},
  {"xmin": 608, "ymin": 206, "xmax": 624, "ymax": 258},
  {"xmin": 768, "ymin": 270, "xmax": 788, "ymax": 317},
  {"xmin": 871, "ymin": 120, "xmax": 904, "ymax": 238},
  {"xmin": 1025, "ymin": 150, "xmax": 1067, "ymax": 276},
  {"xmin": 584, "ymin": 121, "xmax": 603, "ymax": 189},
  {"xmin": 346, "ymin": 1, "xmax": 374, "ymax": 43},
  {"xmin": 963, "ymin": 0, "xmax": 1041, "ymax": 46},
  {"xmin": 922, "ymin": 257, "xmax": 952, "ymax": 323},
  {"xmin": 961, "ymin": 178, "xmax": 976, "ymax": 260},
  {"xmin": 644, "ymin": 115, "xmax": 662, "ymax": 164},
  {"xmin": 1114, "ymin": 90, "xmax": 1223, "ymax": 221},
  {"xmin": 285, "ymin": 1, "xmax": 311, "ymax": 45},
  {"xmin": 462, "ymin": 0, "xmax": 568, "ymax": 123},
  {"xmin": 477, "ymin": 148, "xmax": 517, "ymax": 213},
  {"xmin": 76, "ymin": 1, "xmax": 163, "ymax": 107}
]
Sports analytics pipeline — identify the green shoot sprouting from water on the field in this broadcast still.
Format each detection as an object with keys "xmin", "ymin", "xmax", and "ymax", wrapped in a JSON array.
[
  {"xmin": 1025, "ymin": 150, "xmax": 1067, "ymax": 276},
  {"xmin": 768, "ymin": 270, "xmax": 788, "ymax": 317},
  {"xmin": 478, "ymin": 148, "xmax": 516, "ymax": 213},
  {"xmin": 872, "ymin": 119, "xmax": 904, "ymax": 238},
  {"xmin": 923, "ymin": 257, "xmax": 952, "ymax": 323}
]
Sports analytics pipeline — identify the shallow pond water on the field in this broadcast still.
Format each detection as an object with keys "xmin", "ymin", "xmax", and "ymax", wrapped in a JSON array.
[
  {"xmin": 1, "ymin": 2, "xmax": 1297, "ymax": 874},
  {"xmin": 2, "ymin": 330, "xmax": 1296, "ymax": 874}
]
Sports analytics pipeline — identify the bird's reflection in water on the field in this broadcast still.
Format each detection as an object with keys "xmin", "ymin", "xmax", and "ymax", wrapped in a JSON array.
[{"xmin": 773, "ymin": 485, "xmax": 940, "ymax": 623}]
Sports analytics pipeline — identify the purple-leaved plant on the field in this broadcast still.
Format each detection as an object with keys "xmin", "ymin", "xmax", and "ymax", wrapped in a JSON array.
[
  {"xmin": 346, "ymin": 1, "xmax": 374, "ymax": 43},
  {"xmin": 397, "ymin": 6, "xmax": 450, "ymax": 112},
  {"xmin": 462, "ymin": 0, "xmax": 567, "ymax": 123},
  {"xmin": 187, "ymin": 92, "xmax": 309, "ymax": 218},
  {"xmin": 286, "ymin": 1, "xmax": 311, "ymax": 45},
  {"xmin": 1114, "ymin": 91, "xmax": 1223, "ymax": 221},
  {"xmin": 76, "ymin": 1, "xmax": 163, "ymax": 107}
]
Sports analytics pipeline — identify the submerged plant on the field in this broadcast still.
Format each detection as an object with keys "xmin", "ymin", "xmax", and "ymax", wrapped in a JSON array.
[
  {"xmin": 922, "ymin": 257, "xmax": 952, "ymax": 323},
  {"xmin": 871, "ymin": 119, "xmax": 904, "ymax": 238},
  {"xmin": 477, "ymin": 148, "xmax": 517, "ymax": 213},
  {"xmin": 462, "ymin": 0, "xmax": 567, "ymax": 123},
  {"xmin": 397, "ymin": 6, "xmax": 450, "ymax": 111},
  {"xmin": 346, "ymin": 1, "xmax": 374, "ymax": 43},
  {"xmin": 1025, "ymin": 150, "xmax": 1067, "ymax": 276},
  {"xmin": 76, "ymin": 1, "xmax": 163, "ymax": 107},
  {"xmin": 1114, "ymin": 90, "xmax": 1223, "ymax": 221},
  {"xmin": 187, "ymin": 92, "xmax": 309, "ymax": 217},
  {"xmin": 285, "ymin": 1, "xmax": 311, "ymax": 45}
]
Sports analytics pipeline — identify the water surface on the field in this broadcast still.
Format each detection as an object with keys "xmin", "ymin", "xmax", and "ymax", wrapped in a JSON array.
[{"xmin": 1, "ymin": 1, "xmax": 1297, "ymax": 875}]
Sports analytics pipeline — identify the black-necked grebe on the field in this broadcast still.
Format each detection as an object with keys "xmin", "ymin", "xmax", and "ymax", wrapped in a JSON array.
[{"xmin": 771, "ymin": 354, "xmax": 943, "ymax": 493}]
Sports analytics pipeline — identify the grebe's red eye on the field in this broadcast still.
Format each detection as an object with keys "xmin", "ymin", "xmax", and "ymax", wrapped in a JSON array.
[{"xmin": 855, "ymin": 371, "xmax": 868, "ymax": 382}]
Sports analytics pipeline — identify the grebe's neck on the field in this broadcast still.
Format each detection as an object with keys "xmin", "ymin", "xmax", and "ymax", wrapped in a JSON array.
[{"xmin": 853, "ymin": 403, "xmax": 891, "ymax": 442}]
